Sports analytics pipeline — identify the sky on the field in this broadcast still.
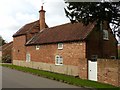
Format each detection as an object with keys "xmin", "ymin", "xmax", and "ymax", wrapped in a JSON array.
[{"xmin": 0, "ymin": 0, "xmax": 70, "ymax": 42}]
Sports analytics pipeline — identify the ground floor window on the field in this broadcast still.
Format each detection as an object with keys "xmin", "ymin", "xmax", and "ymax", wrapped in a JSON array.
[
  {"xmin": 26, "ymin": 53, "xmax": 31, "ymax": 62},
  {"xmin": 55, "ymin": 55, "xmax": 63, "ymax": 65}
]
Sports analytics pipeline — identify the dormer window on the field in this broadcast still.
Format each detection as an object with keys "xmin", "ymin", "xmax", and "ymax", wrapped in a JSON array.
[
  {"xmin": 103, "ymin": 30, "xmax": 109, "ymax": 40},
  {"xmin": 58, "ymin": 43, "xmax": 63, "ymax": 50},
  {"xmin": 36, "ymin": 45, "xmax": 40, "ymax": 50}
]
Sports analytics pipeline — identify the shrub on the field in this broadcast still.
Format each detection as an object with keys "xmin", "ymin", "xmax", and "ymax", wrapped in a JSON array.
[{"xmin": 2, "ymin": 55, "xmax": 12, "ymax": 63}]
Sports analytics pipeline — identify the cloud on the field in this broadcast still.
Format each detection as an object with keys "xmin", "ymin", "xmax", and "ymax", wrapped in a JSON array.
[
  {"xmin": 45, "ymin": 2, "xmax": 70, "ymax": 26},
  {"xmin": 0, "ymin": 0, "xmax": 69, "ymax": 42}
]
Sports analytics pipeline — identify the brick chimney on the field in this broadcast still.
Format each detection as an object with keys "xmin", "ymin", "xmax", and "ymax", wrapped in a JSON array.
[{"xmin": 39, "ymin": 6, "xmax": 46, "ymax": 30}]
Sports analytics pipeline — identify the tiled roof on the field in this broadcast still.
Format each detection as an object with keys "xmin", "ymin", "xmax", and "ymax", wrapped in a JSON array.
[
  {"xmin": 13, "ymin": 20, "xmax": 48, "ymax": 37},
  {"xmin": 2, "ymin": 41, "xmax": 13, "ymax": 51},
  {"xmin": 26, "ymin": 22, "xmax": 95, "ymax": 45}
]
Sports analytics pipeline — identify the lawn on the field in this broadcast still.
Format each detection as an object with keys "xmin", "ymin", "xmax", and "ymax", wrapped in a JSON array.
[{"xmin": 1, "ymin": 64, "xmax": 119, "ymax": 89}]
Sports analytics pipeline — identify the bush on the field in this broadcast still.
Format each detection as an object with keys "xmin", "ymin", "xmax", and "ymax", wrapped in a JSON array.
[{"xmin": 2, "ymin": 55, "xmax": 12, "ymax": 63}]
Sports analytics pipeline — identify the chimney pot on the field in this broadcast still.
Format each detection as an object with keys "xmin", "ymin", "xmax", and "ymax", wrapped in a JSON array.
[{"xmin": 41, "ymin": 6, "xmax": 43, "ymax": 10}]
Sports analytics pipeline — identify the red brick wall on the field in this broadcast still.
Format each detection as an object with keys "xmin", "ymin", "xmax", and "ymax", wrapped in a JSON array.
[
  {"xmin": 97, "ymin": 59, "xmax": 120, "ymax": 86},
  {"xmin": 26, "ymin": 42, "xmax": 86, "ymax": 65},
  {"xmin": 26, "ymin": 42, "xmax": 88, "ymax": 79},
  {"xmin": 13, "ymin": 34, "xmax": 88, "ymax": 79},
  {"xmin": 118, "ymin": 45, "xmax": 120, "ymax": 59},
  {"xmin": 86, "ymin": 22, "xmax": 118, "ymax": 59},
  {"xmin": 13, "ymin": 36, "xmax": 26, "ymax": 61},
  {"xmin": 102, "ymin": 22, "xmax": 118, "ymax": 58}
]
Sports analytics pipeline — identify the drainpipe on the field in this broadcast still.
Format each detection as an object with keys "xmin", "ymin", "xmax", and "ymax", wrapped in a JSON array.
[{"xmin": 100, "ymin": 21, "xmax": 103, "ymax": 58}]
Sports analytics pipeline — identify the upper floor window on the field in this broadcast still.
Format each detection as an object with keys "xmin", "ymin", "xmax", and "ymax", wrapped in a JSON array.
[
  {"xmin": 36, "ymin": 45, "xmax": 40, "ymax": 50},
  {"xmin": 91, "ymin": 55, "xmax": 98, "ymax": 61},
  {"xmin": 103, "ymin": 30, "xmax": 109, "ymax": 40},
  {"xmin": 58, "ymin": 43, "xmax": 63, "ymax": 50},
  {"xmin": 26, "ymin": 53, "xmax": 31, "ymax": 62},
  {"xmin": 110, "ymin": 56, "xmax": 116, "ymax": 59},
  {"xmin": 55, "ymin": 55, "xmax": 63, "ymax": 65}
]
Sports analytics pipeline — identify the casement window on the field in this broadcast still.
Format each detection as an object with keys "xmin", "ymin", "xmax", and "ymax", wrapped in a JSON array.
[
  {"xmin": 36, "ymin": 45, "xmax": 40, "ymax": 50},
  {"xmin": 55, "ymin": 55, "xmax": 63, "ymax": 65},
  {"xmin": 58, "ymin": 43, "xmax": 63, "ymax": 50},
  {"xmin": 26, "ymin": 53, "xmax": 31, "ymax": 62},
  {"xmin": 91, "ymin": 55, "xmax": 98, "ymax": 61},
  {"xmin": 103, "ymin": 30, "xmax": 109, "ymax": 40},
  {"xmin": 110, "ymin": 56, "xmax": 116, "ymax": 59}
]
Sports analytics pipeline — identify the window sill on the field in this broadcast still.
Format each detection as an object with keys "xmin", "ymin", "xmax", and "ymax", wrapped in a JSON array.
[
  {"xmin": 103, "ymin": 38, "xmax": 109, "ymax": 40},
  {"xmin": 58, "ymin": 48, "xmax": 63, "ymax": 50},
  {"xmin": 36, "ymin": 49, "xmax": 39, "ymax": 50},
  {"xmin": 26, "ymin": 61, "xmax": 31, "ymax": 63},
  {"xmin": 55, "ymin": 64, "xmax": 63, "ymax": 66}
]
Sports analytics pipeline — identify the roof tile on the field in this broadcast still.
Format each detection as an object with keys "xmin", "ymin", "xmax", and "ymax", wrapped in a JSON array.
[
  {"xmin": 26, "ymin": 22, "xmax": 95, "ymax": 45},
  {"xmin": 13, "ymin": 20, "xmax": 48, "ymax": 37}
]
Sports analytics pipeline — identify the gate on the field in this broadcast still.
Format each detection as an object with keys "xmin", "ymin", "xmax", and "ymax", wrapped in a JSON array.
[{"xmin": 88, "ymin": 60, "xmax": 97, "ymax": 81}]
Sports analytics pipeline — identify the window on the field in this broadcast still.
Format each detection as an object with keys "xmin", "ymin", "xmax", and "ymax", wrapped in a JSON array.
[
  {"xmin": 26, "ymin": 53, "xmax": 31, "ymax": 62},
  {"xmin": 36, "ymin": 45, "xmax": 40, "ymax": 50},
  {"xmin": 103, "ymin": 30, "xmax": 109, "ymax": 40},
  {"xmin": 55, "ymin": 55, "xmax": 63, "ymax": 65},
  {"xmin": 58, "ymin": 43, "xmax": 63, "ymax": 50},
  {"xmin": 110, "ymin": 56, "xmax": 116, "ymax": 59},
  {"xmin": 91, "ymin": 55, "xmax": 98, "ymax": 61}
]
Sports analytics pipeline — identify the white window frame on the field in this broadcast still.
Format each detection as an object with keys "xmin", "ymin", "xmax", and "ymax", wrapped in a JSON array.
[
  {"xmin": 110, "ymin": 56, "xmax": 116, "ymax": 59},
  {"xmin": 26, "ymin": 53, "xmax": 31, "ymax": 62},
  {"xmin": 91, "ymin": 55, "xmax": 98, "ymax": 61},
  {"xmin": 58, "ymin": 43, "xmax": 63, "ymax": 50},
  {"xmin": 55, "ymin": 55, "xmax": 63, "ymax": 65},
  {"xmin": 36, "ymin": 45, "xmax": 40, "ymax": 50},
  {"xmin": 103, "ymin": 30, "xmax": 109, "ymax": 40}
]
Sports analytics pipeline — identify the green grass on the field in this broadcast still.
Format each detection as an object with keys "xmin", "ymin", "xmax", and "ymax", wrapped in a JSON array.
[{"xmin": 1, "ymin": 64, "xmax": 119, "ymax": 89}]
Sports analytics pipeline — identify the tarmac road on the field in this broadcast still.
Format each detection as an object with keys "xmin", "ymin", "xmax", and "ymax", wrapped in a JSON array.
[{"xmin": 2, "ymin": 66, "xmax": 92, "ymax": 89}]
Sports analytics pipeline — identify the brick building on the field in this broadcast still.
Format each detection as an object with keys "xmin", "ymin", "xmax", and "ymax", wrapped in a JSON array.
[
  {"xmin": 2, "ymin": 42, "xmax": 13, "ymax": 63},
  {"xmin": 118, "ymin": 45, "xmax": 120, "ymax": 59},
  {"xmin": 12, "ymin": 6, "xmax": 119, "ymax": 86}
]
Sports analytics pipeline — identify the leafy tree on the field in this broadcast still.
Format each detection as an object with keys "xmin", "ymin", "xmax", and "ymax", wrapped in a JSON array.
[
  {"xmin": 0, "ymin": 35, "xmax": 6, "ymax": 46},
  {"xmin": 64, "ymin": 1, "xmax": 120, "ymax": 41}
]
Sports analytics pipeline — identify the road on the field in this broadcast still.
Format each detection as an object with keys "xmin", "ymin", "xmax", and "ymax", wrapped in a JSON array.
[{"xmin": 2, "ymin": 66, "xmax": 90, "ymax": 89}]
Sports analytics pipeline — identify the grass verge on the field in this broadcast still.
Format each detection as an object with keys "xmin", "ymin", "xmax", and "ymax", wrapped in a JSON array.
[{"xmin": 1, "ymin": 64, "xmax": 119, "ymax": 89}]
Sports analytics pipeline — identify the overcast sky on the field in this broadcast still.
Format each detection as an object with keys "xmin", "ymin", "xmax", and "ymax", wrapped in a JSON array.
[{"xmin": 0, "ymin": 0, "xmax": 70, "ymax": 42}]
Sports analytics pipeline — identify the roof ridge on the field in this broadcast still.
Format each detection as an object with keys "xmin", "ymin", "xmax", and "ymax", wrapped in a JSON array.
[{"xmin": 48, "ymin": 22, "xmax": 71, "ymax": 29}]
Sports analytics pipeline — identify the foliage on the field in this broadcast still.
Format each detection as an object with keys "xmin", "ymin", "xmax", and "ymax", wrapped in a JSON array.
[
  {"xmin": 64, "ymin": 1, "xmax": 120, "ymax": 39},
  {"xmin": 0, "ymin": 35, "xmax": 6, "ymax": 46},
  {"xmin": 2, "ymin": 55, "xmax": 12, "ymax": 63},
  {"xmin": 2, "ymin": 64, "xmax": 119, "ymax": 88}
]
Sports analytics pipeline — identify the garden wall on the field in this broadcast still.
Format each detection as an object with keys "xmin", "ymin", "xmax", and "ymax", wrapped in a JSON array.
[{"xmin": 97, "ymin": 59, "xmax": 120, "ymax": 87}]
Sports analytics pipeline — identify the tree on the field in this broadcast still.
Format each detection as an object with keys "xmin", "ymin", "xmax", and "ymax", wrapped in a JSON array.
[
  {"xmin": 64, "ymin": 1, "xmax": 120, "ymax": 41},
  {"xmin": 0, "ymin": 35, "xmax": 6, "ymax": 46}
]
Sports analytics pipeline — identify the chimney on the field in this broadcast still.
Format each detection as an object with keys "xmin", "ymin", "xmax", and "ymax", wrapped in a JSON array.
[{"xmin": 39, "ymin": 6, "xmax": 46, "ymax": 30}]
